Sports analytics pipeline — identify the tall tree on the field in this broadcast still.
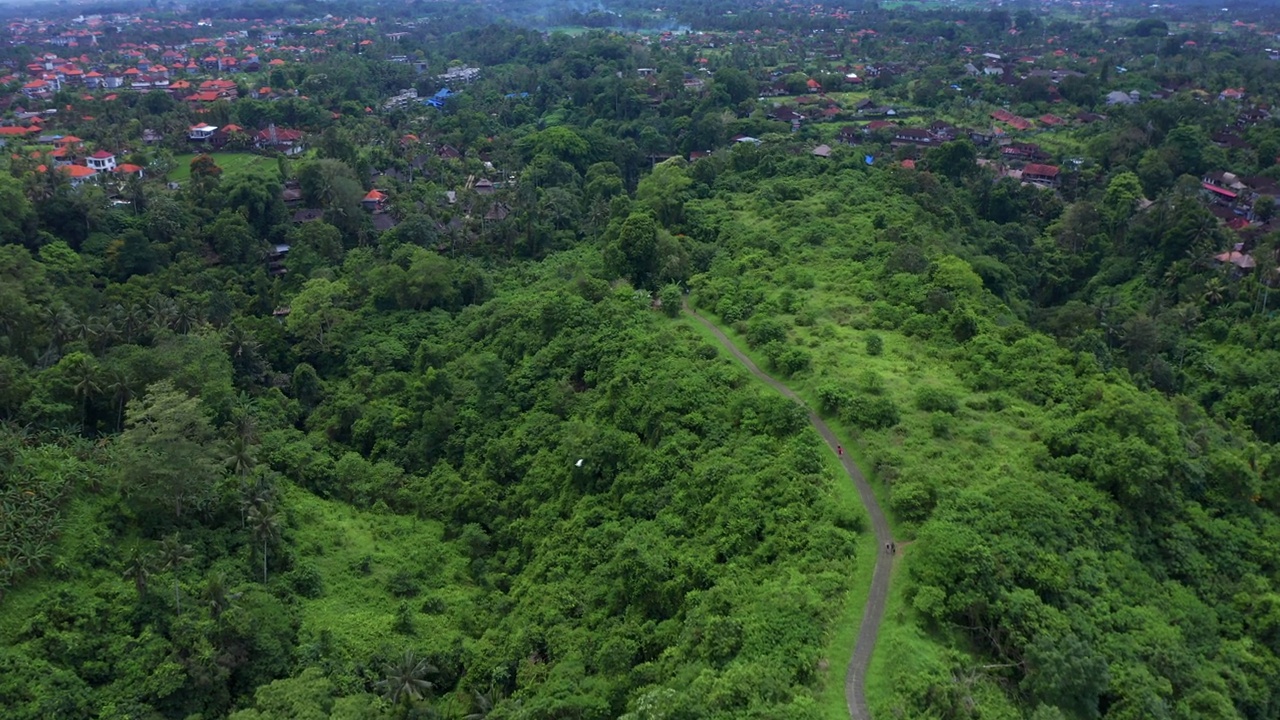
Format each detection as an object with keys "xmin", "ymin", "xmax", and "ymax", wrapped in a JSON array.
[
  {"xmin": 121, "ymin": 546, "xmax": 152, "ymax": 598},
  {"xmin": 156, "ymin": 532, "xmax": 193, "ymax": 614},
  {"xmin": 118, "ymin": 381, "xmax": 224, "ymax": 519},
  {"xmin": 247, "ymin": 503, "xmax": 281, "ymax": 583}
]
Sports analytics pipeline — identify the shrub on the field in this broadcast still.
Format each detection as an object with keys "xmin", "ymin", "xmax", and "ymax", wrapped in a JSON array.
[
  {"xmin": 842, "ymin": 396, "xmax": 900, "ymax": 430},
  {"xmin": 817, "ymin": 383, "xmax": 850, "ymax": 415},
  {"xmin": 716, "ymin": 298, "xmax": 743, "ymax": 323},
  {"xmin": 857, "ymin": 369, "xmax": 885, "ymax": 395},
  {"xmin": 865, "ymin": 333, "xmax": 884, "ymax": 356},
  {"xmin": 387, "ymin": 568, "xmax": 420, "ymax": 598},
  {"xmin": 659, "ymin": 284, "xmax": 683, "ymax": 318},
  {"xmin": 778, "ymin": 289, "xmax": 797, "ymax": 313},
  {"xmin": 889, "ymin": 478, "xmax": 935, "ymax": 523},
  {"xmin": 771, "ymin": 346, "xmax": 812, "ymax": 378},
  {"xmin": 287, "ymin": 562, "xmax": 325, "ymax": 599},
  {"xmin": 747, "ymin": 315, "xmax": 789, "ymax": 348},
  {"xmin": 915, "ymin": 386, "xmax": 959, "ymax": 414},
  {"xmin": 969, "ymin": 424, "xmax": 992, "ymax": 445},
  {"xmin": 929, "ymin": 412, "xmax": 954, "ymax": 439}
]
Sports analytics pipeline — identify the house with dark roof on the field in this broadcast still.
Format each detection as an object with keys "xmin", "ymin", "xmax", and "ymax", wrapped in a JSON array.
[
  {"xmin": 891, "ymin": 127, "xmax": 939, "ymax": 147},
  {"xmin": 1002, "ymin": 142, "xmax": 1049, "ymax": 162}
]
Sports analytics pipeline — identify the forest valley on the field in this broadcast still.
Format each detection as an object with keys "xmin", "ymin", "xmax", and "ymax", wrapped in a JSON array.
[{"xmin": 3, "ymin": 1, "xmax": 1280, "ymax": 719}]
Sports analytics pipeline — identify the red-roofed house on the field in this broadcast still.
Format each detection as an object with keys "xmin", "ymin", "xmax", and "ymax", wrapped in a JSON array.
[
  {"xmin": 62, "ymin": 164, "xmax": 98, "ymax": 186},
  {"xmin": 22, "ymin": 79, "xmax": 54, "ymax": 98},
  {"xmin": 86, "ymin": 149, "xmax": 116, "ymax": 172},
  {"xmin": 1023, "ymin": 163, "xmax": 1061, "ymax": 187},
  {"xmin": 362, "ymin": 189, "xmax": 387, "ymax": 210},
  {"xmin": 0, "ymin": 125, "xmax": 38, "ymax": 145},
  {"xmin": 255, "ymin": 124, "xmax": 304, "ymax": 153},
  {"xmin": 114, "ymin": 163, "xmax": 144, "ymax": 178}
]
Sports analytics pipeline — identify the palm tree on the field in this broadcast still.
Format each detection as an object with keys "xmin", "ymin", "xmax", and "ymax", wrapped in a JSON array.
[
  {"xmin": 464, "ymin": 688, "xmax": 504, "ymax": 720},
  {"xmin": 105, "ymin": 369, "xmax": 134, "ymax": 432},
  {"xmin": 247, "ymin": 502, "xmax": 281, "ymax": 583},
  {"xmin": 156, "ymin": 532, "xmax": 193, "ymax": 614},
  {"xmin": 377, "ymin": 651, "xmax": 437, "ymax": 713},
  {"xmin": 202, "ymin": 572, "xmax": 240, "ymax": 623},
  {"xmin": 174, "ymin": 302, "xmax": 203, "ymax": 334},
  {"xmin": 122, "ymin": 545, "xmax": 152, "ymax": 597},
  {"xmin": 1203, "ymin": 277, "xmax": 1227, "ymax": 306},
  {"xmin": 225, "ymin": 435, "xmax": 257, "ymax": 480},
  {"xmin": 69, "ymin": 355, "xmax": 101, "ymax": 431},
  {"xmin": 42, "ymin": 304, "xmax": 76, "ymax": 356},
  {"xmin": 147, "ymin": 295, "xmax": 179, "ymax": 335}
]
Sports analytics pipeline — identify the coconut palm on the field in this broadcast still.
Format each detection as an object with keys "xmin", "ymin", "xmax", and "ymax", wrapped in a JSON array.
[
  {"xmin": 464, "ymin": 688, "xmax": 504, "ymax": 720},
  {"xmin": 247, "ymin": 502, "xmax": 281, "ymax": 582},
  {"xmin": 377, "ymin": 651, "xmax": 437, "ymax": 712},
  {"xmin": 1203, "ymin": 277, "xmax": 1227, "ymax": 306},
  {"xmin": 105, "ymin": 369, "xmax": 134, "ymax": 432},
  {"xmin": 225, "ymin": 435, "xmax": 257, "ymax": 480},
  {"xmin": 42, "ymin": 304, "xmax": 77, "ymax": 356},
  {"xmin": 69, "ymin": 354, "xmax": 101, "ymax": 431},
  {"xmin": 156, "ymin": 532, "xmax": 193, "ymax": 614},
  {"xmin": 202, "ymin": 572, "xmax": 240, "ymax": 623},
  {"xmin": 122, "ymin": 545, "xmax": 152, "ymax": 597}
]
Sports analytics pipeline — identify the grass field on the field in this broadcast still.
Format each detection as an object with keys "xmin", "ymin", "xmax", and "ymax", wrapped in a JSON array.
[{"xmin": 167, "ymin": 152, "xmax": 277, "ymax": 183}]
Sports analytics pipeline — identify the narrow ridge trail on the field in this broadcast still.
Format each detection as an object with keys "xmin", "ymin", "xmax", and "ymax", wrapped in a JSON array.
[{"xmin": 685, "ymin": 304, "xmax": 893, "ymax": 720}]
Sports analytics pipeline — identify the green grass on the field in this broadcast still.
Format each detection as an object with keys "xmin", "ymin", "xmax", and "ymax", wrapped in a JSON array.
[{"xmin": 167, "ymin": 152, "xmax": 276, "ymax": 183}]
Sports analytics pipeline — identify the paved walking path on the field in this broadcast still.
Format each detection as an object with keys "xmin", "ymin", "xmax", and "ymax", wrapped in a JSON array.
[{"xmin": 685, "ymin": 304, "xmax": 893, "ymax": 720}]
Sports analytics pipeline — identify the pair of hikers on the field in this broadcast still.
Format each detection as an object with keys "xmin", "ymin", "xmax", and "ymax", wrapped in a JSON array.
[{"xmin": 835, "ymin": 444, "xmax": 896, "ymax": 554}]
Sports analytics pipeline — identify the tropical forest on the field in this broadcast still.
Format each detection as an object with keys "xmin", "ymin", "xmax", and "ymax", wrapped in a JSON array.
[{"xmin": 2, "ymin": 0, "xmax": 1280, "ymax": 718}]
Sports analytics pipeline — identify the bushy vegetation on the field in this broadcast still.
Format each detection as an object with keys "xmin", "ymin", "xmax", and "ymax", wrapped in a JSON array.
[
  {"xmin": 6, "ymin": 0, "xmax": 1280, "ymax": 717},
  {"xmin": 674, "ymin": 149, "xmax": 1280, "ymax": 717},
  {"xmin": 0, "ymin": 231, "xmax": 872, "ymax": 717}
]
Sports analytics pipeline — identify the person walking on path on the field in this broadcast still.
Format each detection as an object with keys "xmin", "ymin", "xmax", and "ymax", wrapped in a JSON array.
[{"xmin": 837, "ymin": 445, "xmax": 843, "ymax": 457}]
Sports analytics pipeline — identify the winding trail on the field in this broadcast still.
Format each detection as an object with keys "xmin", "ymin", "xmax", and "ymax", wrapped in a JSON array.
[{"xmin": 685, "ymin": 304, "xmax": 893, "ymax": 720}]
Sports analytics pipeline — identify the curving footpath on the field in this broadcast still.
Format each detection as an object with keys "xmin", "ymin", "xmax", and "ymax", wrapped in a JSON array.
[{"xmin": 685, "ymin": 304, "xmax": 893, "ymax": 720}]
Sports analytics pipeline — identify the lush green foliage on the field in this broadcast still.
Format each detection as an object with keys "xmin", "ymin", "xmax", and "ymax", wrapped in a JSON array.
[
  {"xmin": 7, "ymin": 1, "xmax": 1280, "ymax": 717},
  {"xmin": 670, "ymin": 148, "xmax": 1280, "ymax": 718},
  {"xmin": 0, "ymin": 229, "xmax": 867, "ymax": 717}
]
